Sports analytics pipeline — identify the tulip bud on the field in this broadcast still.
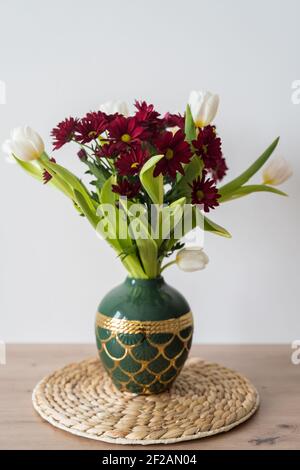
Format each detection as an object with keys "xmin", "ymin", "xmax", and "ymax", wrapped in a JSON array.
[
  {"xmin": 262, "ymin": 156, "xmax": 292, "ymax": 186},
  {"xmin": 176, "ymin": 247, "xmax": 209, "ymax": 272},
  {"xmin": 188, "ymin": 90, "xmax": 219, "ymax": 127},
  {"xmin": 99, "ymin": 100, "xmax": 129, "ymax": 116},
  {"xmin": 3, "ymin": 126, "xmax": 44, "ymax": 162},
  {"xmin": 77, "ymin": 148, "xmax": 88, "ymax": 161}
]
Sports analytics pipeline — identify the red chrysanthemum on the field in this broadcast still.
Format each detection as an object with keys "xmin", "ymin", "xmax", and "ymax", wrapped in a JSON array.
[
  {"xmin": 210, "ymin": 156, "xmax": 228, "ymax": 182},
  {"xmin": 108, "ymin": 115, "xmax": 148, "ymax": 148},
  {"xmin": 43, "ymin": 158, "xmax": 56, "ymax": 184},
  {"xmin": 163, "ymin": 112, "xmax": 185, "ymax": 130},
  {"xmin": 115, "ymin": 145, "xmax": 148, "ymax": 176},
  {"xmin": 135, "ymin": 100, "xmax": 160, "ymax": 121},
  {"xmin": 76, "ymin": 111, "xmax": 108, "ymax": 144},
  {"xmin": 112, "ymin": 178, "xmax": 141, "ymax": 199},
  {"xmin": 153, "ymin": 129, "xmax": 192, "ymax": 178},
  {"xmin": 189, "ymin": 173, "xmax": 220, "ymax": 212},
  {"xmin": 51, "ymin": 117, "xmax": 79, "ymax": 150},
  {"xmin": 134, "ymin": 101, "xmax": 164, "ymax": 137},
  {"xmin": 96, "ymin": 141, "xmax": 120, "ymax": 159},
  {"xmin": 192, "ymin": 125, "xmax": 227, "ymax": 181}
]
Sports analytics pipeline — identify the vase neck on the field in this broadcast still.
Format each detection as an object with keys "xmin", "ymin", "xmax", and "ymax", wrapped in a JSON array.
[{"xmin": 125, "ymin": 276, "xmax": 165, "ymax": 288}]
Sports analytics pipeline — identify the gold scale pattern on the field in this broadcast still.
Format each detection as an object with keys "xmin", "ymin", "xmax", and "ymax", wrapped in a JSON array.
[
  {"xmin": 32, "ymin": 357, "xmax": 259, "ymax": 445},
  {"xmin": 95, "ymin": 312, "xmax": 194, "ymax": 394}
]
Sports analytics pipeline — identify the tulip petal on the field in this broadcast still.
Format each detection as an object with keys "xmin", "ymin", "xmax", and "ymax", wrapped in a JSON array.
[
  {"xmin": 11, "ymin": 126, "xmax": 25, "ymax": 141},
  {"xmin": 2, "ymin": 139, "xmax": 12, "ymax": 155},
  {"xmin": 262, "ymin": 156, "xmax": 292, "ymax": 185},
  {"xmin": 205, "ymin": 94, "xmax": 219, "ymax": 124},
  {"xmin": 24, "ymin": 126, "xmax": 44, "ymax": 154},
  {"xmin": 176, "ymin": 247, "xmax": 209, "ymax": 272},
  {"xmin": 12, "ymin": 138, "xmax": 36, "ymax": 161},
  {"xmin": 188, "ymin": 90, "xmax": 219, "ymax": 127},
  {"xmin": 99, "ymin": 100, "xmax": 129, "ymax": 116}
]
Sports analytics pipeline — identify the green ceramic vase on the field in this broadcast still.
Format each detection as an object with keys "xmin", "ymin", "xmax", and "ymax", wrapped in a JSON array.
[{"xmin": 95, "ymin": 276, "xmax": 193, "ymax": 394}]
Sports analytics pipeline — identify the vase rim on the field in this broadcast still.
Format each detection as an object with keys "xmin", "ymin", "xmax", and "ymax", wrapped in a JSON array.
[{"xmin": 125, "ymin": 275, "xmax": 164, "ymax": 286}]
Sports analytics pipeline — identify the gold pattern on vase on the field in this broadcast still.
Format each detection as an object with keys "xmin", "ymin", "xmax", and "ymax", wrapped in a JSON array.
[{"xmin": 95, "ymin": 311, "xmax": 193, "ymax": 394}]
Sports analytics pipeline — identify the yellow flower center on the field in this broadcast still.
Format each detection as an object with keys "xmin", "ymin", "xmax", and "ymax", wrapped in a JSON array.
[
  {"xmin": 196, "ymin": 190, "xmax": 204, "ymax": 200},
  {"xmin": 121, "ymin": 133, "xmax": 131, "ymax": 143},
  {"xmin": 131, "ymin": 162, "xmax": 139, "ymax": 169},
  {"xmin": 166, "ymin": 148, "xmax": 174, "ymax": 160},
  {"xmin": 88, "ymin": 131, "xmax": 97, "ymax": 138}
]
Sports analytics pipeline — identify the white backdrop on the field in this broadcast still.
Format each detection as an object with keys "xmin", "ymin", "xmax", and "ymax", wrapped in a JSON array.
[{"xmin": 0, "ymin": 0, "xmax": 299, "ymax": 343}]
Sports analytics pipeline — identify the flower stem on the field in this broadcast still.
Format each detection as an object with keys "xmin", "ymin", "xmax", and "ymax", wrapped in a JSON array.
[{"xmin": 160, "ymin": 259, "xmax": 176, "ymax": 273}]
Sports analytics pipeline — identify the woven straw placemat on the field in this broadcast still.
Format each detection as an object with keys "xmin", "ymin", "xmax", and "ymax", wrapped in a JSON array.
[{"xmin": 32, "ymin": 357, "xmax": 259, "ymax": 445}]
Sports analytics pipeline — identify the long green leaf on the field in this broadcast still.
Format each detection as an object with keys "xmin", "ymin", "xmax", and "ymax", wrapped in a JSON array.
[
  {"xmin": 220, "ymin": 184, "xmax": 287, "ymax": 202},
  {"xmin": 100, "ymin": 175, "xmax": 117, "ymax": 205},
  {"xmin": 41, "ymin": 158, "xmax": 97, "ymax": 211},
  {"xmin": 164, "ymin": 206, "xmax": 231, "ymax": 253},
  {"xmin": 14, "ymin": 156, "xmax": 44, "ymax": 181},
  {"xmin": 119, "ymin": 199, "xmax": 158, "ymax": 278},
  {"xmin": 140, "ymin": 154, "xmax": 164, "ymax": 205},
  {"xmin": 204, "ymin": 215, "xmax": 232, "ymax": 238},
  {"xmin": 219, "ymin": 137, "xmax": 280, "ymax": 197},
  {"xmin": 98, "ymin": 179, "xmax": 148, "ymax": 278},
  {"xmin": 97, "ymin": 202, "xmax": 147, "ymax": 278},
  {"xmin": 35, "ymin": 159, "xmax": 74, "ymax": 199},
  {"xmin": 184, "ymin": 104, "xmax": 196, "ymax": 143},
  {"xmin": 73, "ymin": 189, "xmax": 99, "ymax": 228},
  {"xmin": 158, "ymin": 197, "xmax": 186, "ymax": 247}
]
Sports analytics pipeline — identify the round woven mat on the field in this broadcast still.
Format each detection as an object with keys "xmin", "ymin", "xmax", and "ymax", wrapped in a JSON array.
[{"xmin": 32, "ymin": 357, "xmax": 259, "ymax": 445}]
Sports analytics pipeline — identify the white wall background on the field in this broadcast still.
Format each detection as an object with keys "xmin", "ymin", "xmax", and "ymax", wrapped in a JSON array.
[{"xmin": 0, "ymin": 0, "xmax": 299, "ymax": 343}]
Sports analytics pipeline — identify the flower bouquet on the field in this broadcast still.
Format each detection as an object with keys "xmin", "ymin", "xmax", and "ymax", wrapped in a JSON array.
[{"xmin": 4, "ymin": 91, "xmax": 291, "ymax": 394}]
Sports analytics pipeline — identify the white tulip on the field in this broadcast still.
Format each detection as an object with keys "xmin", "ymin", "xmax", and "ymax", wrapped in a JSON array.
[
  {"xmin": 188, "ymin": 90, "xmax": 219, "ymax": 127},
  {"xmin": 262, "ymin": 156, "xmax": 292, "ymax": 186},
  {"xmin": 2, "ymin": 139, "xmax": 16, "ymax": 163},
  {"xmin": 3, "ymin": 126, "xmax": 44, "ymax": 162},
  {"xmin": 176, "ymin": 247, "xmax": 209, "ymax": 272},
  {"xmin": 99, "ymin": 100, "xmax": 129, "ymax": 116}
]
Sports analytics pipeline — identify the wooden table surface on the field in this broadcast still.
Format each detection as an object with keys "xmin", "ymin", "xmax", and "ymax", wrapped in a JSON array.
[{"xmin": 0, "ymin": 344, "xmax": 299, "ymax": 450}]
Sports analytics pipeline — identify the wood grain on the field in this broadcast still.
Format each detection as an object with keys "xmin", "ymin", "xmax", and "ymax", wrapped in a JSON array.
[{"xmin": 0, "ymin": 344, "xmax": 299, "ymax": 450}]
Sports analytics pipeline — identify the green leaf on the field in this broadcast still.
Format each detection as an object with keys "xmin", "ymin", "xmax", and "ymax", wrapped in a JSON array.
[
  {"xmin": 220, "ymin": 184, "xmax": 287, "ymax": 202},
  {"xmin": 204, "ymin": 215, "xmax": 232, "ymax": 238},
  {"xmin": 168, "ymin": 155, "xmax": 203, "ymax": 202},
  {"xmin": 13, "ymin": 156, "xmax": 43, "ymax": 181},
  {"xmin": 162, "ymin": 205, "xmax": 200, "ymax": 252},
  {"xmin": 98, "ymin": 183, "xmax": 148, "ymax": 278},
  {"xmin": 119, "ymin": 199, "xmax": 158, "ymax": 278},
  {"xmin": 219, "ymin": 137, "xmax": 280, "ymax": 197},
  {"xmin": 100, "ymin": 175, "xmax": 117, "ymax": 205},
  {"xmin": 140, "ymin": 154, "xmax": 164, "ymax": 205},
  {"xmin": 73, "ymin": 190, "xmax": 99, "ymax": 228},
  {"xmin": 184, "ymin": 104, "xmax": 196, "ymax": 143},
  {"xmin": 42, "ymin": 159, "xmax": 97, "ymax": 211},
  {"xmin": 158, "ymin": 197, "xmax": 186, "ymax": 247},
  {"xmin": 35, "ymin": 159, "xmax": 75, "ymax": 199},
  {"xmin": 163, "ymin": 205, "xmax": 231, "ymax": 254},
  {"xmin": 86, "ymin": 161, "xmax": 110, "ymax": 190}
]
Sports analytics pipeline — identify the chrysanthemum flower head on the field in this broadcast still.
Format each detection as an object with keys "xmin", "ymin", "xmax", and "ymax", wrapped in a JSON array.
[
  {"xmin": 115, "ymin": 144, "xmax": 149, "ymax": 176},
  {"xmin": 112, "ymin": 177, "xmax": 141, "ymax": 199},
  {"xmin": 192, "ymin": 125, "xmax": 227, "ymax": 181},
  {"xmin": 153, "ymin": 129, "xmax": 192, "ymax": 178},
  {"xmin": 51, "ymin": 117, "xmax": 79, "ymax": 150},
  {"xmin": 189, "ymin": 172, "xmax": 220, "ymax": 212}
]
